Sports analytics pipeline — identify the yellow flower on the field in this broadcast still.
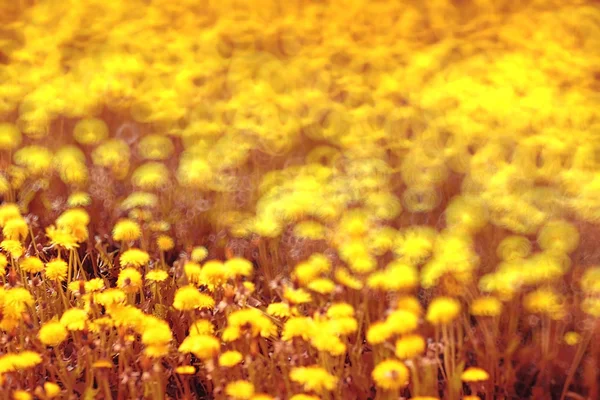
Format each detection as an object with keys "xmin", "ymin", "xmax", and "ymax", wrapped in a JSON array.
[
  {"xmin": 43, "ymin": 382, "xmax": 61, "ymax": 398},
  {"xmin": 173, "ymin": 286, "xmax": 215, "ymax": 311},
  {"xmin": 367, "ymin": 321, "xmax": 393, "ymax": 345},
  {"xmin": 146, "ymin": 270, "xmax": 169, "ymax": 283},
  {"xmin": 20, "ymin": 257, "xmax": 44, "ymax": 274},
  {"xmin": 564, "ymin": 331, "xmax": 581, "ymax": 346},
  {"xmin": 326, "ymin": 303, "xmax": 355, "ymax": 319},
  {"xmin": 67, "ymin": 192, "xmax": 91, "ymax": 208},
  {"xmin": 137, "ymin": 134, "xmax": 174, "ymax": 161},
  {"xmin": 119, "ymin": 248, "xmax": 150, "ymax": 268},
  {"xmin": 178, "ymin": 334, "xmax": 220, "ymax": 360},
  {"xmin": 73, "ymin": 118, "xmax": 108, "ymax": 145},
  {"xmin": 426, "ymin": 297, "xmax": 461, "ymax": 325},
  {"xmin": 1, "ymin": 239, "xmax": 23, "ymax": 259},
  {"xmin": 372, "ymin": 359, "xmax": 410, "ymax": 390},
  {"xmin": 39, "ymin": 321, "xmax": 68, "ymax": 346},
  {"xmin": 267, "ymin": 302, "xmax": 291, "ymax": 318},
  {"xmin": 218, "ymin": 350, "xmax": 243, "ymax": 367},
  {"xmin": 461, "ymin": 367, "xmax": 490, "ymax": 382},
  {"xmin": 395, "ymin": 334, "xmax": 426, "ymax": 359},
  {"xmin": 523, "ymin": 288, "xmax": 565, "ymax": 320},
  {"xmin": 334, "ymin": 267, "xmax": 363, "ymax": 290},
  {"xmin": 95, "ymin": 289, "xmax": 126, "ymax": 306},
  {"xmin": 396, "ymin": 296, "xmax": 423, "ymax": 317},
  {"xmin": 131, "ymin": 162, "xmax": 170, "ymax": 190},
  {"xmin": 45, "ymin": 226, "xmax": 78, "ymax": 250},
  {"xmin": 117, "ymin": 268, "xmax": 143, "ymax": 293},
  {"xmin": 175, "ymin": 365, "xmax": 196, "ymax": 375},
  {"xmin": 156, "ymin": 235, "xmax": 174, "ymax": 251},
  {"xmin": 470, "ymin": 297, "xmax": 502, "ymax": 317},
  {"xmin": 283, "ymin": 287, "xmax": 312, "ymax": 304},
  {"xmin": 45, "ymin": 259, "xmax": 68, "ymax": 282},
  {"xmin": 289, "ymin": 366, "xmax": 338, "ymax": 392},
  {"xmin": 386, "ymin": 310, "xmax": 419, "ymax": 335},
  {"xmin": 307, "ymin": 278, "xmax": 336, "ymax": 294},
  {"xmin": 0, "ymin": 204, "xmax": 22, "ymax": 227},
  {"xmin": 190, "ymin": 319, "xmax": 215, "ymax": 336},
  {"xmin": 13, "ymin": 390, "xmax": 31, "ymax": 400},
  {"xmin": 112, "ymin": 219, "xmax": 142, "ymax": 242},
  {"xmin": 3, "ymin": 217, "xmax": 28, "ymax": 241},
  {"xmin": 224, "ymin": 258, "xmax": 253, "ymax": 278},
  {"xmin": 0, "ymin": 123, "xmax": 21, "ymax": 151},
  {"xmin": 191, "ymin": 246, "xmax": 208, "ymax": 262},
  {"xmin": 225, "ymin": 380, "xmax": 255, "ymax": 400},
  {"xmin": 60, "ymin": 308, "xmax": 88, "ymax": 331}
]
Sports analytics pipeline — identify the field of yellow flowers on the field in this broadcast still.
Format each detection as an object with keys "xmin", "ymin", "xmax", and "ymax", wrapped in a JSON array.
[{"xmin": 1, "ymin": 0, "xmax": 600, "ymax": 399}]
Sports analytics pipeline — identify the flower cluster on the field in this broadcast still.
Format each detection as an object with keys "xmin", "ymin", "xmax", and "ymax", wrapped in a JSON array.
[{"xmin": 0, "ymin": 0, "xmax": 599, "ymax": 399}]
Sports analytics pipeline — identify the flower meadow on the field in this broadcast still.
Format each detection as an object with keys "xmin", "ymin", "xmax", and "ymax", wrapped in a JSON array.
[{"xmin": 0, "ymin": 0, "xmax": 600, "ymax": 399}]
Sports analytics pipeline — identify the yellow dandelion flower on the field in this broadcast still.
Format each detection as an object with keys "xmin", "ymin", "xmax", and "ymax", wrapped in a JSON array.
[
  {"xmin": 45, "ymin": 259, "xmax": 68, "ymax": 282},
  {"xmin": 73, "ymin": 118, "xmax": 108, "ymax": 145},
  {"xmin": 112, "ymin": 219, "xmax": 142, "ymax": 242},
  {"xmin": 191, "ymin": 246, "xmax": 208, "ymax": 262},
  {"xmin": 3, "ymin": 218, "xmax": 28, "ymax": 241},
  {"xmin": 146, "ymin": 270, "xmax": 169, "ymax": 283},
  {"xmin": 19, "ymin": 257, "xmax": 44, "ymax": 274},
  {"xmin": 13, "ymin": 390, "xmax": 31, "ymax": 400},
  {"xmin": 395, "ymin": 334, "xmax": 426, "ymax": 359},
  {"xmin": 283, "ymin": 287, "xmax": 312, "ymax": 304},
  {"xmin": 60, "ymin": 308, "xmax": 88, "ymax": 331},
  {"xmin": 225, "ymin": 380, "xmax": 255, "ymax": 400},
  {"xmin": 267, "ymin": 302, "xmax": 291, "ymax": 318},
  {"xmin": 95, "ymin": 289, "xmax": 126, "ymax": 306},
  {"xmin": 386, "ymin": 310, "xmax": 419, "ymax": 335},
  {"xmin": 326, "ymin": 303, "xmax": 355, "ymax": 319},
  {"xmin": 334, "ymin": 267, "xmax": 364, "ymax": 290},
  {"xmin": 367, "ymin": 321, "xmax": 393, "ymax": 345},
  {"xmin": 523, "ymin": 288, "xmax": 565, "ymax": 319},
  {"xmin": 67, "ymin": 192, "xmax": 91, "ymax": 208},
  {"xmin": 43, "ymin": 382, "xmax": 61, "ymax": 398},
  {"xmin": 173, "ymin": 286, "xmax": 215, "ymax": 311},
  {"xmin": 0, "ymin": 123, "xmax": 21, "ymax": 151},
  {"xmin": 39, "ymin": 321, "xmax": 68, "ymax": 347},
  {"xmin": 131, "ymin": 162, "xmax": 170, "ymax": 190},
  {"xmin": 564, "ymin": 331, "xmax": 581, "ymax": 346},
  {"xmin": 117, "ymin": 268, "xmax": 143, "ymax": 293},
  {"xmin": 224, "ymin": 258, "xmax": 253, "ymax": 278},
  {"xmin": 461, "ymin": 367, "xmax": 490, "ymax": 382},
  {"xmin": 119, "ymin": 248, "xmax": 150, "ymax": 268},
  {"xmin": 156, "ymin": 235, "xmax": 174, "ymax": 251},
  {"xmin": 426, "ymin": 297, "xmax": 461, "ymax": 326},
  {"xmin": 45, "ymin": 226, "xmax": 78, "ymax": 250},
  {"xmin": 470, "ymin": 297, "xmax": 503, "ymax": 317},
  {"xmin": 178, "ymin": 334, "xmax": 220, "ymax": 360},
  {"xmin": 307, "ymin": 278, "xmax": 336, "ymax": 294},
  {"xmin": 218, "ymin": 350, "xmax": 243, "ymax": 367},
  {"xmin": 137, "ymin": 134, "xmax": 175, "ymax": 161},
  {"xmin": 175, "ymin": 365, "xmax": 196, "ymax": 375},
  {"xmin": 289, "ymin": 366, "xmax": 338, "ymax": 392},
  {"xmin": 372, "ymin": 359, "xmax": 410, "ymax": 390},
  {"xmin": 1, "ymin": 239, "xmax": 23, "ymax": 259}
]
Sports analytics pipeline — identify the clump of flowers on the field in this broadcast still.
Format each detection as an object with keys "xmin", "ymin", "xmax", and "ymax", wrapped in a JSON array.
[{"xmin": 0, "ymin": 0, "xmax": 598, "ymax": 399}]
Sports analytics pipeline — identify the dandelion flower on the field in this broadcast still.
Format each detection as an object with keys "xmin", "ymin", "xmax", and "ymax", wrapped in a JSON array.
[
  {"xmin": 461, "ymin": 367, "xmax": 490, "ymax": 382},
  {"xmin": 45, "ymin": 259, "xmax": 68, "ymax": 282},
  {"xmin": 395, "ymin": 334, "xmax": 426, "ymax": 359},
  {"xmin": 146, "ymin": 270, "xmax": 169, "ymax": 283},
  {"xmin": 470, "ymin": 297, "xmax": 502, "ymax": 317},
  {"xmin": 225, "ymin": 380, "xmax": 255, "ymax": 400},
  {"xmin": 372, "ymin": 359, "xmax": 410, "ymax": 390},
  {"xmin": 39, "ymin": 321, "xmax": 68, "ymax": 346},
  {"xmin": 119, "ymin": 248, "xmax": 149, "ymax": 268},
  {"xmin": 20, "ymin": 257, "xmax": 44, "ymax": 274},
  {"xmin": 173, "ymin": 286, "xmax": 215, "ymax": 311},
  {"xmin": 289, "ymin": 366, "xmax": 338, "ymax": 392},
  {"xmin": 426, "ymin": 297, "xmax": 461, "ymax": 325},
  {"xmin": 219, "ymin": 350, "xmax": 243, "ymax": 367},
  {"xmin": 112, "ymin": 219, "xmax": 142, "ymax": 242},
  {"xmin": 117, "ymin": 268, "xmax": 143, "ymax": 293},
  {"xmin": 175, "ymin": 365, "xmax": 196, "ymax": 375}
]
